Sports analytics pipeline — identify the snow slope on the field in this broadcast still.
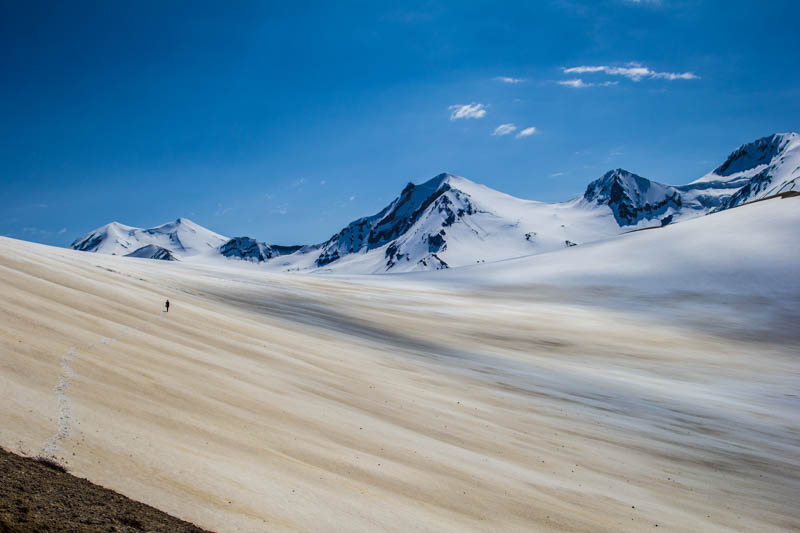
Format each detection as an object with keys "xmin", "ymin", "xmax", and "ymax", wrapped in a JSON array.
[
  {"xmin": 2, "ymin": 211, "xmax": 799, "ymax": 531},
  {"xmin": 71, "ymin": 218, "xmax": 228, "ymax": 258},
  {"xmin": 426, "ymin": 194, "xmax": 800, "ymax": 296}
]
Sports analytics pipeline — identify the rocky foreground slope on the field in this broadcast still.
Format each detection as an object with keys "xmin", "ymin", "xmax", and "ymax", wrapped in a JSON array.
[{"xmin": 0, "ymin": 447, "xmax": 210, "ymax": 533}]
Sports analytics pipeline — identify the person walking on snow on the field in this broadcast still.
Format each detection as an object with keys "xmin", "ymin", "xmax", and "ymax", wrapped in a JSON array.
[{"xmin": 165, "ymin": 299, "xmax": 170, "ymax": 313}]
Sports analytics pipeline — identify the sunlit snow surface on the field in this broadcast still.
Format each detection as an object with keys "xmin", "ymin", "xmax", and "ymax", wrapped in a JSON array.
[{"xmin": 2, "ymin": 194, "xmax": 799, "ymax": 532}]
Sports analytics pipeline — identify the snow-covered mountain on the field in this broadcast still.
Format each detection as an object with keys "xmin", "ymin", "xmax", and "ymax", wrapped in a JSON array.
[
  {"xmin": 581, "ymin": 169, "xmax": 684, "ymax": 226},
  {"xmin": 267, "ymin": 133, "xmax": 799, "ymax": 273},
  {"xmin": 71, "ymin": 219, "xmax": 303, "ymax": 263},
  {"xmin": 698, "ymin": 132, "xmax": 800, "ymax": 208},
  {"xmin": 70, "ymin": 132, "xmax": 799, "ymax": 274},
  {"xmin": 266, "ymin": 173, "xmax": 622, "ymax": 273},
  {"xmin": 579, "ymin": 133, "xmax": 799, "ymax": 226},
  {"xmin": 71, "ymin": 218, "xmax": 228, "ymax": 258},
  {"xmin": 579, "ymin": 167, "xmax": 738, "ymax": 227},
  {"xmin": 426, "ymin": 190, "xmax": 800, "ymax": 296}
]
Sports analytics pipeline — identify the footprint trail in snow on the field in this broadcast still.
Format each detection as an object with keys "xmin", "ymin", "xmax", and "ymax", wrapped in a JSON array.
[{"xmin": 40, "ymin": 312, "xmax": 164, "ymax": 460}]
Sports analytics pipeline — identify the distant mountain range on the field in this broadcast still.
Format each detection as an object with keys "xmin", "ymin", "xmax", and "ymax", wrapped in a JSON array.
[
  {"xmin": 71, "ymin": 132, "xmax": 800, "ymax": 273},
  {"xmin": 72, "ymin": 218, "xmax": 228, "ymax": 259}
]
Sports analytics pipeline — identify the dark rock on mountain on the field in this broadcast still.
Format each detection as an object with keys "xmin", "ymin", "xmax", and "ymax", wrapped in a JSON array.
[
  {"xmin": 220, "ymin": 237, "xmax": 273, "ymax": 262},
  {"xmin": 220, "ymin": 237, "xmax": 303, "ymax": 263},
  {"xmin": 124, "ymin": 244, "xmax": 178, "ymax": 261}
]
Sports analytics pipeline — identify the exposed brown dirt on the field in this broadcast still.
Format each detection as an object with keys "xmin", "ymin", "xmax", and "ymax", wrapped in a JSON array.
[{"xmin": 0, "ymin": 447, "xmax": 212, "ymax": 533}]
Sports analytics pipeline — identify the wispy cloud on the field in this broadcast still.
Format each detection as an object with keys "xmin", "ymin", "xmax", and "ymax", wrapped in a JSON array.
[
  {"xmin": 21, "ymin": 226, "xmax": 59, "ymax": 236},
  {"xmin": 214, "ymin": 204, "xmax": 233, "ymax": 216},
  {"xmin": 349, "ymin": 195, "xmax": 356, "ymax": 201},
  {"xmin": 57, "ymin": 227, "xmax": 67, "ymax": 234},
  {"xmin": 562, "ymin": 63, "xmax": 699, "ymax": 82},
  {"xmin": 559, "ymin": 78, "xmax": 590, "ymax": 88},
  {"xmin": 551, "ymin": 172, "xmax": 565, "ymax": 177},
  {"xmin": 558, "ymin": 78, "xmax": 618, "ymax": 88},
  {"xmin": 319, "ymin": 180, "xmax": 326, "ymax": 185},
  {"xmin": 492, "ymin": 123, "xmax": 517, "ymax": 136},
  {"xmin": 449, "ymin": 103, "xmax": 487, "ymax": 120},
  {"xmin": 516, "ymin": 127, "xmax": 537, "ymax": 138},
  {"xmin": 494, "ymin": 76, "xmax": 524, "ymax": 84}
]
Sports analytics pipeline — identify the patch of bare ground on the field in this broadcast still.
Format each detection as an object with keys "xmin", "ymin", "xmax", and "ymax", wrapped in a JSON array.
[{"xmin": 0, "ymin": 447, "xmax": 212, "ymax": 533}]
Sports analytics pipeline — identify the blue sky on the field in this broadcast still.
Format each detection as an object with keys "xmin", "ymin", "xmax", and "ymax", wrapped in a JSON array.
[{"xmin": 2, "ymin": 0, "xmax": 798, "ymax": 246}]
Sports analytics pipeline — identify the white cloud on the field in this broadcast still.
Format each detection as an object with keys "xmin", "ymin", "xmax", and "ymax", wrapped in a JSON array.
[
  {"xmin": 320, "ymin": 180, "xmax": 326, "ymax": 185},
  {"xmin": 516, "ymin": 127, "xmax": 537, "ymax": 138},
  {"xmin": 492, "ymin": 123, "xmax": 517, "ymax": 136},
  {"xmin": 57, "ymin": 227, "xmax": 67, "ymax": 234},
  {"xmin": 349, "ymin": 195, "xmax": 356, "ymax": 201},
  {"xmin": 564, "ymin": 66, "xmax": 606, "ymax": 74},
  {"xmin": 449, "ymin": 103, "xmax": 487, "ymax": 120},
  {"xmin": 551, "ymin": 172, "xmax": 565, "ymax": 177},
  {"xmin": 559, "ymin": 78, "xmax": 591, "ymax": 88},
  {"xmin": 494, "ymin": 76, "xmax": 524, "ymax": 84},
  {"xmin": 650, "ymin": 71, "xmax": 699, "ymax": 80},
  {"xmin": 558, "ymin": 78, "xmax": 618, "ymax": 88},
  {"xmin": 562, "ymin": 63, "xmax": 699, "ymax": 82}
]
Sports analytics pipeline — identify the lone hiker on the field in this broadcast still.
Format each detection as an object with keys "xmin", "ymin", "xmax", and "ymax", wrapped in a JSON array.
[{"xmin": 165, "ymin": 299, "xmax": 170, "ymax": 313}]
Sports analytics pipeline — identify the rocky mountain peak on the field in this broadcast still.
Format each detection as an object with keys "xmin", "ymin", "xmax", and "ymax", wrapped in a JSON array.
[
  {"xmin": 583, "ymin": 169, "xmax": 682, "ymax": 226},
  {"xmin": 713, "ymin": 133, "xmax": 797, "ymax": 177}
]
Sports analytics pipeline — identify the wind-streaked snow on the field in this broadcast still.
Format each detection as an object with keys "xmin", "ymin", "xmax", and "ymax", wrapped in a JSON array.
[{"xmin": 2, "ymin": 193, "xmax": 798, "ymax": 531}]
